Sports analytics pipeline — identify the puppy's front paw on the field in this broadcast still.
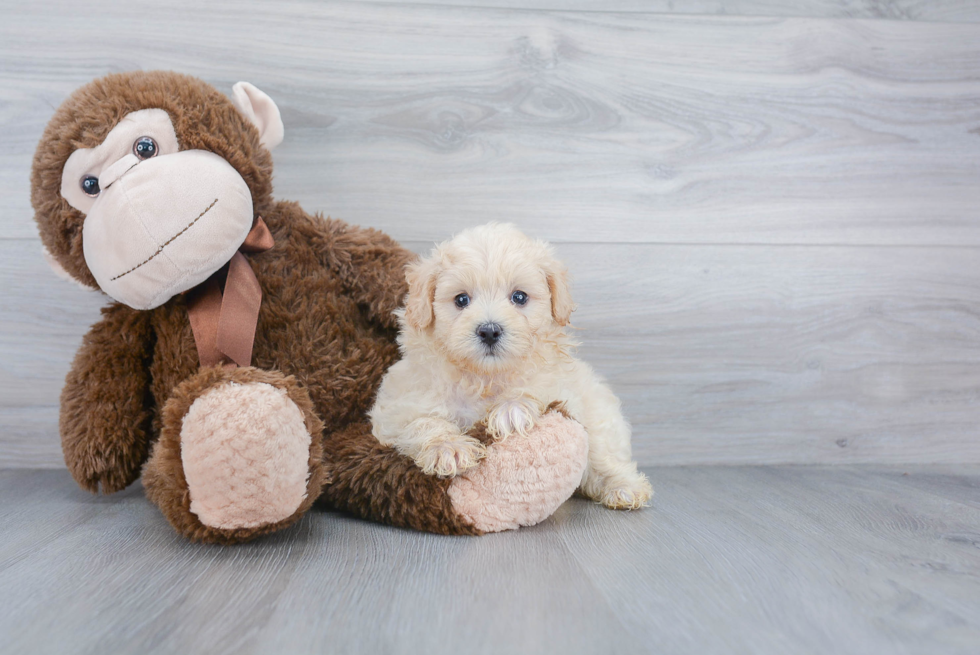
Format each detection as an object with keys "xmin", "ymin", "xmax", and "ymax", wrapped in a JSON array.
[
  {"xmin": 597, "ymin": 473, "xmax": 653, "ymax": 510},
  {"xmin": 414, "ymin": 435, "xmax": 487, "ymax": 478},
  {"xmin": 487, "ymin": 397, "xmax": 540, "ymax": 440}
]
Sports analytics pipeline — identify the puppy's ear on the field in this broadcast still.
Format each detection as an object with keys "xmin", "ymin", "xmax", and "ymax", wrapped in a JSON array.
[
  {"xmin": 545, "ymin": 259, "xmax": 575, "ymax": 326},
  {"xmin": 404, "ymin": 255, "xmax": 440, "ymax": 330}
]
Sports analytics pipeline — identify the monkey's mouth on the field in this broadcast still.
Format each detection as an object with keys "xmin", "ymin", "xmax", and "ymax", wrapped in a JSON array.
[{"xmin": 110, "ymin": 198, "xmax": 219, "ymax": 281}]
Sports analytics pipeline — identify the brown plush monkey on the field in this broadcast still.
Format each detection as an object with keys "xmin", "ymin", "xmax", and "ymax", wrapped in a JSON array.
[{"xmin": 31, "ymin": 71, "xmax": 589, "ymax": 544}]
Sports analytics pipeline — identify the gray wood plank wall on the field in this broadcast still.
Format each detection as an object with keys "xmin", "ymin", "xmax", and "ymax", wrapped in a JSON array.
[
  {"xmin": 2, "ymin": 0, "xmax": 979, "ymax": 467},
  {"xmin": 354, "ymin": 0, "xmax": 980, "ymax": 21}
]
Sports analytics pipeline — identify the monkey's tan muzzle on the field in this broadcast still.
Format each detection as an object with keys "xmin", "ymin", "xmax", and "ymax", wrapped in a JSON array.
[{"xmin": 82, "ymin": 150, "xmax": 254, "ymax": 310}]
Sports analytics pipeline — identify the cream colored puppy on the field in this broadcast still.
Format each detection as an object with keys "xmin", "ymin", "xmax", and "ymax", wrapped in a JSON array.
[{"xmin": 370, "ymin": 223, "xmax": 652, "ymax": 510}]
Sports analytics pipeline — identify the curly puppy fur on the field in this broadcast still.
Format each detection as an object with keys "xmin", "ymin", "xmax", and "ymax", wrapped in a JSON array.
[{"xmin": 370, "ymin": 223, "xmax": 652, "ymax": 510}]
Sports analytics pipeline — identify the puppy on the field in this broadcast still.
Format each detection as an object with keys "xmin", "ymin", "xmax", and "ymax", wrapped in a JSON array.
[{"xmin": 370, "ymin": 223, "xmax": 652, "ymax": 510}]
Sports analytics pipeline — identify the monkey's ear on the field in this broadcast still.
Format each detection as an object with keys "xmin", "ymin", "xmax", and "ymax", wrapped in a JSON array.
[
  {"xmin": 231, "ymin": 82, "xmax": 285, "ymax": 150},
  {"xmin": 41, "ymin": 245, "xmax": 95, "ymax": 290}
]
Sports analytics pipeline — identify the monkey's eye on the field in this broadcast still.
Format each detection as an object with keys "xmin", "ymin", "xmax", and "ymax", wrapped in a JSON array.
[
  {"xmin": 80, "ymin": 175, "xmax": 100, "ymax": 197},
  {"xmin": 454, "ymin": 293, "xmax": 470, "ymax": 309},
  {"xmin": 511, "ymin": 290, "xmax": 528, "ymax": 306},
  {"xmin": 133, "ymin": 136, "xmax": 158, "ymax": 160}
]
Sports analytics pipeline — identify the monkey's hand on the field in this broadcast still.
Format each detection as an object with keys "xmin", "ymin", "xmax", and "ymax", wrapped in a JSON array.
[
  {"xmin": 60, "ymin": 304, "xmax": 155, "ymax": 494},
  {"xmin": 314, "ymin": 216, "xmax": 416, "ymax": 331}
]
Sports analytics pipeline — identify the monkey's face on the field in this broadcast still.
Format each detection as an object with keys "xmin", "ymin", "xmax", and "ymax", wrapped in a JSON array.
[
  {"xmin": 32, "ymin": 73, "xmax": 284, "ymax": 310},
  {"xmin": 61, "ymin": 108, "xmax": 255, "ymax": 309}
]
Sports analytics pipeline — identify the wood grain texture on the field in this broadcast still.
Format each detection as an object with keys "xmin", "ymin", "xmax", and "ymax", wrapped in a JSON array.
[
  {"xmin": 0, "ymin": 466, "xmax": 978, "ymax": 655},
  {"xmin": 0, "ymin": 408, "xmax": 65, "ymax": 468},
  {"xmin": 5, "ymin": 240, "xmax": 979, "ymax": 467},
  {"xmin": 1, "ymin": 2, "xmax": 980, "ymax": 244},
  {"xmin": 2, "ymin": 1, "xmax": 979, "ymax": 467},
  {"xmin": 348, "ymin": 0, "xmax": 980, "ymax": 22}
]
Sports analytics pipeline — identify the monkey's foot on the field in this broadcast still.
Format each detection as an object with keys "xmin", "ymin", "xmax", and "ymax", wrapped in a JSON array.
[
  {"xmin": 447, "ymin": 410, "xmax": 588, "ymax": 532},
  {"xmin": 143, "ymin": 367, "xmax": 324, "ymax": 544}
]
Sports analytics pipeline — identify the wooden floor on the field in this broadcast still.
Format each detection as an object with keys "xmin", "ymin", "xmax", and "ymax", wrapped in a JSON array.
[{"xmin": 0, "ymin": 466, "xmax": 977, "ymax": 655}]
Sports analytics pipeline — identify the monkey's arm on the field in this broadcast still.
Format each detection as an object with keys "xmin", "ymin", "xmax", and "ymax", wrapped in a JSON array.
[
  {"xmin": 60, "ymin": 303, "xmax": 155, "ymax": 494},
  {"xmin": 316, "ymin": 217, "xmax": 415, "ymax": 330}
]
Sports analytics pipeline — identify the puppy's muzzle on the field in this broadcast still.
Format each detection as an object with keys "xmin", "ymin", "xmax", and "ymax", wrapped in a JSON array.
[{"xmin": 476, "ymin": 322, "xmax": 504, "ymax": 348}]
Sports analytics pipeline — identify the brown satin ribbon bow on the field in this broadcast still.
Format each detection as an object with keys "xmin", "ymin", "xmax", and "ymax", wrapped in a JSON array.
[{"xmin": 185, "ymin": 216, "xmax": 274, "ymax": 368}]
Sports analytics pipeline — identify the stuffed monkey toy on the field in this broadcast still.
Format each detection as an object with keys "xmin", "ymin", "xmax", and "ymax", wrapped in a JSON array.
[{"xmin": 30, "ymin": 71, "xmax": 589, "ymax": 544}]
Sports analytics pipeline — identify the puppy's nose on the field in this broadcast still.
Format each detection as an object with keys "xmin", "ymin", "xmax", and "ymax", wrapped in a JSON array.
[{"xmin": 476, "ymin": 322, "xmax": 503, "ymax": 346}]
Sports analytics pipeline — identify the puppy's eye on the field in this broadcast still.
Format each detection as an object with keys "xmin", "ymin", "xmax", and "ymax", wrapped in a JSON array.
[
  {"xmin": 511, "ymin": 290, "xmax": 528, "ymax": 306},
  {"xmin": 454, "ymin": 293, "xmax": 470, "ymax": 309},
  {"xmin": 133, "ymin": 136, "xmax": 158, "ymax": 160},
  {"xmin": 80, "ymin": 175, "xmax": 100, "ymax": 197}
]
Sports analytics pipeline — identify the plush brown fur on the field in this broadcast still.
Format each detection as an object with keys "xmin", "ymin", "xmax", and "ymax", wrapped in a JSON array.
[
  {"xmin": 59, "ymin": 303, "xmax": 155, "ymax": 493},
  {"xmin": 143, "ymin": 366, "xmax": 325, "ymax": 544},
  {"xmin": 33, "ymin": 71, "xmax": 581, "ymax": 543},
  {"xmin": 32, "ymin": 71, "xmax": 469, "ymax": 541},
  {"xmin": 32, "ymin": 71, "xmax": 275, "ymax": 289},
  {"xmin": 317, "ymin": 405, "xmax": 571, "ymax": 535},
  {"xmin": 319, "ymin": 422, "xmax": 483, "ymax": 536}
]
